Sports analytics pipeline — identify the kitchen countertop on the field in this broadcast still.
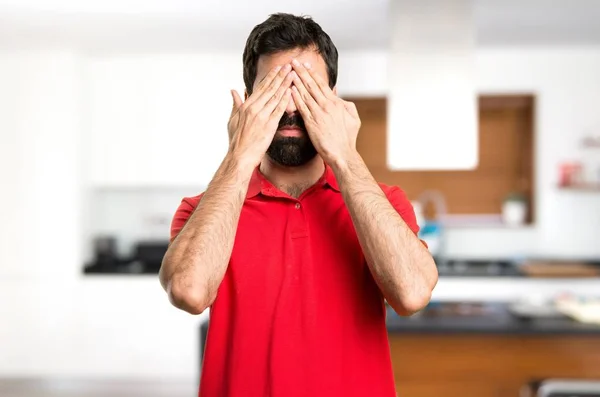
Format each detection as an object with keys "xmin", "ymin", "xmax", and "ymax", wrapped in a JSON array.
[
  {"xmin": 386, "ymin": 302, "xmax": 600, "ymax": 335},
  {"xmin": 433, "ymin": 258, "xmax": 600, "ymax": 278},
  {"xmin": 198, "ymin": 303, "xmax": 600, "ymax": 339},
  {"xmin": 198, "ymin": 301, "xmax": 600, "ymax": 363},
  {"xmin": 84, "ymin": 253, "xmax": 600, "ymax": 277}
]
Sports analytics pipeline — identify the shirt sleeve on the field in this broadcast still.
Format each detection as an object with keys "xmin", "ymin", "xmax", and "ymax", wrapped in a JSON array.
[
  {"xmin": 383, "ymin": 186, "xmax": 428, "ymax": 248},
  {"xmin": 169, "ymin": 197, "xmax": 198, "ymax": 243}
]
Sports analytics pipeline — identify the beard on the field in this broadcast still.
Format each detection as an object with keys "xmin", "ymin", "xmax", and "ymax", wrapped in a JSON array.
[{"xmin": 266, "ymin": 112, "xmax": 318, "ymax": 167}]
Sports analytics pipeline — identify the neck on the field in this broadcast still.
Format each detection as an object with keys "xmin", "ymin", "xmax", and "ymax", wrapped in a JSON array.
[{"xmin": 259, "ymin": 156, "xmax": 326, "ymax": 198}]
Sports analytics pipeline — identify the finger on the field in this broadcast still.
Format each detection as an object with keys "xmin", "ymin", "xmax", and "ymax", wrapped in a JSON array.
[
  {"xmin": 291, "ymin": 59, "xmax": 328, "ymax": 106},
  {"xmin": 291, "ymin": 86, "xmax": 313, "ymax": 121},
  {"xmin": 242, "ymin": 65, "xmax": 282, "ymax": 108},
  {"xmin": 257, "ymin": 68, "xmax": 295, "ymax": 114},
  {"xmin": 250, "ymin": 64, "xmax": 293, "ymax": 110},
  {"xmin": 253, "ymin": 65, "xmax": 283, "ymax": 94},
  {"xmin": 290, "ymin": 72, "xmax": 320, "ymax": 113},
  {"xmin": 230, "ymin": 90, "xmax": 243, "ymax": 114},
  {"xmin": 304, "ymin": 63, "xmax": 337, "ymax": 101},
  {"xmin": 343, "ymin": 100, "xmax": 359, "ymax": 118},
  {"xmin": 269, "ymin": 88, "xmax": 293, "ymax": 123}
]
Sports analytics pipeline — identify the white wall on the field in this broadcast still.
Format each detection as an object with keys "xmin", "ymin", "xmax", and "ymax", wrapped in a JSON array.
[{"xmin": 84, "ymin": 53, "xmax": 240, "ymax": 188}]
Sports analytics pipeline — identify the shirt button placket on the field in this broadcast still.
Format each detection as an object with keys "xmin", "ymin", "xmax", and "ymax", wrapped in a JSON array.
[{"xmin": 290, "ymin": 201, "xmax": 307, "ymax": 238}]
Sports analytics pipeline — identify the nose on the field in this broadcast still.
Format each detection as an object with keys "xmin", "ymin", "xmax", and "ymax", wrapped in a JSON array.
[{"xmin": 285, "ymin": 94, "xmax": 298, "ymax": 115}]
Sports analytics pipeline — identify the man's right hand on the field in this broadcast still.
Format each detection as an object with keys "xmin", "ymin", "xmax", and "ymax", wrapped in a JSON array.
[{"xmin": 227, "ymin": 64, "xmax": 294, "ymax": 168}]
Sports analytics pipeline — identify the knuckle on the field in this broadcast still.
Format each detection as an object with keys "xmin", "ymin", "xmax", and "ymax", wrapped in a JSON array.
[
  {"xmin": 323, "ymin": 102, "xmax": 335, "ymax": 113},
  {"xmin": 269, "ymin": 97, "xmax": 280, "ymax": 108},
  {"xmin": 272, "ymin": 90, "xmax": 283, "ymax": 101},
  {"xmin": 247, "ymin": 105, "xmax": 260, "ymax": 117},
  {"xmin": 270, "ymin": 76, "xmax": 283, "ymax": 89},
  {"xmin": 255, "ymin": 110, "xmax": 268, "ymax": 122},
  {"xmin": 240, "ymin": 102, "xmax": 251, "ymax": 113}
]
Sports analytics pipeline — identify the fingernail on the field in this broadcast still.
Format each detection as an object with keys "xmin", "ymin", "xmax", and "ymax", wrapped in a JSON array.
[
  {"xmin": 283, "ymin": 64, "xmax": 292, "ymax": 71},
  {"xmin": 275, "ymin": 65, "xmax": 282, "ymax": 71},
  {"xmin": 292, "ymin": 59, "xmax": 300, "ymax": 66},
  {"xmin": 290, "ymin": 71, "xmax": 297, "ymax": 79},
  {"xmin": 304, "ymin": 62, "xmax": 311, "ymax": 69}
]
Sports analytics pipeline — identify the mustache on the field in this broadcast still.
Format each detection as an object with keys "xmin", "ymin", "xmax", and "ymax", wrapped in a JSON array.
[{"xmin": 277, "ymin": 113, "xmax": 306, "ymax": 131}]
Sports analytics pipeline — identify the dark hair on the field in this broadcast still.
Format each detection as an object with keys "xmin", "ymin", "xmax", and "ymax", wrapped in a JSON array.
[{"xmin": 242, "ymin": 13, "xmax": 338, "ymax": 95}]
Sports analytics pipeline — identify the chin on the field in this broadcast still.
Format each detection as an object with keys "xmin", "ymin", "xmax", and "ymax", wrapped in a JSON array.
[
  {"xmin": 266, "ymin": 153, "xmax": 317, "ymax": 168},
  {"xmin": 266, "ymin": 136, "xmax": 318, "ymax": 167}
]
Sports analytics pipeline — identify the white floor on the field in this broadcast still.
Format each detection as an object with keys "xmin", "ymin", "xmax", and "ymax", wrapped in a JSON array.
[{"xmin": 0, "ymin": 379, "xmax": 197, "ymax": 397}]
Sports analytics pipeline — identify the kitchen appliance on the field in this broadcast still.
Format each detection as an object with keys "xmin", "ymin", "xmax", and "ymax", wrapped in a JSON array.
[
  {"xmin": 133, "ymin": 241, "xmax": 169, "ymax": 273},
  {"xmin": 92, "ymin": 235, "xmax": 119, "ymax": 268}
]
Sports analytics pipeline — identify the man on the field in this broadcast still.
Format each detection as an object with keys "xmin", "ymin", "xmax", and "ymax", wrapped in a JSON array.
[{"xmin": 160, "ymin": 13, "xmax": 438, "ymax": 397}]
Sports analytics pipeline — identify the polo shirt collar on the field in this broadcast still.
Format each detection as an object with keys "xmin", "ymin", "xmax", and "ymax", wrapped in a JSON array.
[{"xmin": 246, "ymin": 161, "xmax": 340, "ymax": 199}]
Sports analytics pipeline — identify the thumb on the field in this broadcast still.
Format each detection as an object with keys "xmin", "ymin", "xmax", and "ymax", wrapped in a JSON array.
[
  {"xmin": 231, "ymin": 90, "xmax": 243, "ymax": 112},
  {"xmin": 343, "ymin": 100, "xmax": 358, "ymax": 118},
  {"xmin": 228, "ymin": 90, "xmax": 243, "ymax": 142}
]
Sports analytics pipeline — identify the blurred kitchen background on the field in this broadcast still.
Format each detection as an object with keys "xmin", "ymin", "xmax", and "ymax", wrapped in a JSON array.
[{"xmin": 1, "ymin": 0, "xmax": 600, "ymax": 396}]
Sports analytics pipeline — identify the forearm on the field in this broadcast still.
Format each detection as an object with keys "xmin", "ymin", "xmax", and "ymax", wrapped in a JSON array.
[
  {"xmin": 159, "ymin": 154, "xmax": 254, "ymax": 314},
  {"xmin": 331, "ymin": 153, "xmax": 438, "ymax": 316}
]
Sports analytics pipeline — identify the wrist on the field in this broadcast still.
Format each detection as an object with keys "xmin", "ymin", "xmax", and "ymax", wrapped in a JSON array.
[
  {"xmin": 223, "ymin": 151, "xmax": 258, "ymax": 178},
  {"xmin": 329, "ymin": 149, "xmax": 362, "ymax": 175}
]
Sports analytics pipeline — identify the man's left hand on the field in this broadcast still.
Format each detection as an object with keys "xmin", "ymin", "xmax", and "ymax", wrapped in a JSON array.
[{"xmin": 290, "ymin": 59, "xmax": 361, "ymax": 167}]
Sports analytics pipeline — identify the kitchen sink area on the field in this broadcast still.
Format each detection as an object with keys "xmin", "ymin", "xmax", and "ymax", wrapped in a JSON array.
[
  {"xmin": 435, "ymin": 258, "xmax": 521, "ymax": 277},
  {"xmin": 434, "ymin": 258, "xmax": 600, "ymax": 278}
]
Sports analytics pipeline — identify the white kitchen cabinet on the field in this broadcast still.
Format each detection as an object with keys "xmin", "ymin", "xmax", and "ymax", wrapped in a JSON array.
[
  {"xmin": 0, "ymin": 51, "xmax": 83, "ymax": 280},
  {"xmin": 74, "ymin": 277, "xmax": 203, "ymax": 378},
  {"xmin": 87, "ymin": 55, "xmax": 242, "ymax": 187},
  {"xmin": 0, "ymin": 277, "xmax": 204, "ymax": 378}
]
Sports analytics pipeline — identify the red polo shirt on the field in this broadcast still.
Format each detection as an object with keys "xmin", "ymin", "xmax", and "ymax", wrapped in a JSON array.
[{"xmin": 170, "ymin": 164, "xmax": 421, "ymax": 397}]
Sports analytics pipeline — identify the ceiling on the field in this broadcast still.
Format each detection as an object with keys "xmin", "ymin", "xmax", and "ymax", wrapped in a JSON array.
[{"xmin": 1, "ymin": 0, "xmax": 600, "ymax": 52}]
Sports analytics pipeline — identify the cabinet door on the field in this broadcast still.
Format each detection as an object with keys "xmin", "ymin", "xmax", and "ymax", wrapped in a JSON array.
[
  {"xmin": 75, "ymin": 278, "xmax": 203, "ymax": 377},
  {"xmin": 87, "ymin": 56, "xmax": 236, "ymax": 187},
  {"xmin": 139, "ymin": 58, "xmax": 232, "ymax": 187},
  {"xmin": 88, "ymin": 58, "xmax": 151, "ymax": 186}
]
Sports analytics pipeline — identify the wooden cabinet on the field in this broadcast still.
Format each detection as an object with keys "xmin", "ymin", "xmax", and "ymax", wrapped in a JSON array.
[
  {"xmin": 349, "ymin": 96, "xmax": 535, "ymax": 222},
  {"xmin": 389, "ymin": 334, "xmax": 600, "ymax": 397}
]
